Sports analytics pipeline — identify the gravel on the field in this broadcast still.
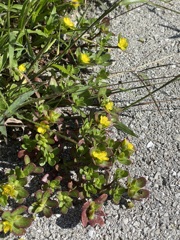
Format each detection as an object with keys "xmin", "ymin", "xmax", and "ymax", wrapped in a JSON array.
[{"xmin": 0, "ymin": 1, "xmax": 179, "ymax": 239}]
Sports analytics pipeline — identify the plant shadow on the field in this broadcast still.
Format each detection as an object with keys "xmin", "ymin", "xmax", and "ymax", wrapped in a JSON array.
[
  {"xmin": 55, "ymin": 204, "xmax": 82, "ymax": 229},
  {"xmin": 147, "ymin": 6, "xmax": 180, "ymax": 40}
]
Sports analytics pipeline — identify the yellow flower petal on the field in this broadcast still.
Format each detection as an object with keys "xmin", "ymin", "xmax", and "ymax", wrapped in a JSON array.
[
  {"xmin": 3, "ymin": 221, "xmax": 12, "ymax": 234},
  {"xmin": 118, "ymin": 37, "xmax": 128, "ymax": 51},
  {"xmin": 121, "ymin": 139, "xmax": 134, "ymax": 152},
  {"xmin": 36, "ymin": 122, "xmax": 50, "ymax": 134},
  {"xmin": 18, "ymin": 63, "xmax": 26, "ymax": 73},
  {"xmin": 71, "ymin": 0, "xmax": 80, "ymax": 8},
  {"xmin": 63, "ymin": 17, "xmax": 75, "ymax": 29},
  {"xmin": 105, "ymin": 101, "xmax": 113, "ymax": 111},
  {"xmin": 100, "ymin": 116, "xmax": 111, "ymax": 127},
  {"xmin": 92, "ymin": 150, "xmax": 109, "ymax": 162},
  {"xmin": 80, "ymin": 53, "xmax": 90, "ymax": 64},
  {"xmin": 2, "ymin": 184, "xmax": 16, "ymax": 198}
]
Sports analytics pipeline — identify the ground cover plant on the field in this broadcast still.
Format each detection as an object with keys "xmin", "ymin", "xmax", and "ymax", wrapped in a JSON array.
[{"xmin": 0, "ymin": 0, "xmax": 179, "ymax": 237}]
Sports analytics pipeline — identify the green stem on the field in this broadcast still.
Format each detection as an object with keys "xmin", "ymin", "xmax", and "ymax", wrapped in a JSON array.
[
  {"xmin": 54, "ymin": 131, "xmax": 78, "ymax": 145},
  {"xmin": 7, "ymin": 0, "xmax": 11, "ymax": 31},
  {"xmin": 122, "ymin": 74, "xmax": 180, "ymax": 111}
]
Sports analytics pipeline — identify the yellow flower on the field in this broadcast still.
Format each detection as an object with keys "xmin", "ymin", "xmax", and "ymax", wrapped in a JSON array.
[
  {"xmin": 71, "ymin": 0, "xmax": 80, "ymax": 8},
  {"xmin": 63, "ymin": 17, "xmax": 75, "ymax": 29},
  {"xmin": 2, "ymin": 221, "xmax": 12, "ymax": 234},
  {"xmin": 105, "ymin": 101, "xmax": 113, "ymax": 111},
  {"xmin": 36, "ymin": 121, "xmax": 50, "ymax": 134},
  {"xmin": 80, "ymin": 53, "xmax": 90, "ymax": 64},
  {"xmin": 121, "ymin": 139, "xmax": 134, "ymax": 152},
  {"xmin": 100, "ymin": 116, "xmax": 111, "ymax": 127},
  {"xmin": 18, "ymin": 63, "xmax": 26, "ymax": 73},
  {"xmin": 2, "ymin": 184, "xmax": 16, "ymax": 198},
  {"xmin": 118, "ymin": 37, "xmax": 128, "ymax": 51},
  {"xmin": 92, "ymin": 150, "xmax": 109, "ymax": 162}
]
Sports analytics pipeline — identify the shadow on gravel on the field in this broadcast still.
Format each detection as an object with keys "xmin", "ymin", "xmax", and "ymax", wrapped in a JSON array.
[
  {"xmin": 159, "ymin": 24, "xmax": 180, "ymax": 39},
  {"xmin": 55, "ymin": 205, "xmax": 82, "ymax": 229},
  {"xmin": 147, "ymin": 6, "xmax": 180, "ymax": 40}
]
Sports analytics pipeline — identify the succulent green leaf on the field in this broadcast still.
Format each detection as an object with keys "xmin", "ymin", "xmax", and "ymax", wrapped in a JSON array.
[
  {"xmin": 35, "ymin": 190, "xmax": 43, "ymax": 200},
  {"xmin": 132, "ymin": 189, "xmax": 150, "ymax": 200},
  {"xmin": 96, "ymin": 53, "xmax": 111, "ymax": 65},
  {"xmin": 14, "ymin": 216, "xmax": 33, "ymax": 228},
  {"xmin": 117, "ymin": 152, "xmax": 132, "ymax": 165},
  {"xmin": 43, "ymin": 189, "xmax": 52, "ymax": 200},
  {"xmin": 46, "ymin": 200, "xmax": 58, "ymax": 208},
  {"xmin": 134, "ymin": 177, "xmax": 147, "ymax": 188},
  {"xmin": 110, "ymin": 186, "xmax": 126, "ymax": 204},
  {"xmin": 69, "ymin": 190, "xmax": 79, "ymax": 198},
  {"xmin": 33, "ymin": 166, "xmax": 44, "ymax": 174},
  {"xmin": 11, "ymin": 206, "xmax": 27, "ymax": 217},
  {"xmin": 8, "ymin": 174, "xmax": 17, "ymax": 182},
  {"xmin": 115, "ymin": 168, "xmax": 129, "ymax": 179},
  {"xmin": 43, "ymin": 207, "xmax": 52, "ymax": 218},
  {"xmin": 23, "ymin": 163, "xmax": 36, "ymax": 176},
  {"xmin": 84, "ymin": 183, "xmax": 97, "ymax": 197},
  {"xmin": 94, "ymin": 175, "xmax": 106, "ymax": 189},
  {"xmin": 12, "ymin": 226, "xmax": 25, "ymax": 236},
  {"xmin": 48, "ymin": 157, "xmax": 56, "ymax": 166},
  {"xmin": 24, "ymin": 154, "xmax": 31, "ymax": 165},
  {"xmin": 2, "ymin": 210, "xmax": 11, "ymax": 219},
  {"xmin": 17, "ymin": 188, "xmax": 29, "ymax": 198},
  {"xmin": 17, "ymin": 178, "xmax": 27, "ymax": 186},
  {"xmin": 60, "ymin": 206, "xmax": 68, "ymax": 214},
  {"xmin": 128, "ymin": 184, "xmax": 141, "ymax": 198},
  {"xmin": 14, "ymin": 166, "xmax": 25, "ymax": 178},
  {"xmin": 0, "ymin": 195, "xmax": 8, "ymax": 207}
]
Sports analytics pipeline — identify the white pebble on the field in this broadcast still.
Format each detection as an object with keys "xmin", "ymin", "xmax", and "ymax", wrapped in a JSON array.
[{"xmin": 147, "ymin": 141, "xmax": 155, "ymax": 148}]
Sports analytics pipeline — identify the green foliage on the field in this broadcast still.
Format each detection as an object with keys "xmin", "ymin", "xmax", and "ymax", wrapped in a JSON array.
[
  {"xmin": 109, "ymin": 186, "xmax": 126, "ymax": 204},
  {"xmin": 0, "ymin": 170, "xmax": 29, "ymax": 206},
  {"xmin": 29, "ymin": 189, "xmax": 58, "ymax": 218},
  {"xmin": 3, "ymin": 0, "xmax": 176, "ymax": 236},
  {"xmin": 57, "ymin": 192, "xmax": 73, "ymax": 214},
  {"xmin": 0, "ymin": 206, "xmax": 33, "ymax": 235},
  {"xmin": 81, "ymin": 194, "xmax": 107, "ymax": 227},
  {"xmin": 127, "ymin": 177, "xmax": 149, "ymax": 200}
]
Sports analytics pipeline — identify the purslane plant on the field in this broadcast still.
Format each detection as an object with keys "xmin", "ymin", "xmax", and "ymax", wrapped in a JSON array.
[{"xmin": 0, "ymin": 0, "xmax": 152, "ymax": 236}]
